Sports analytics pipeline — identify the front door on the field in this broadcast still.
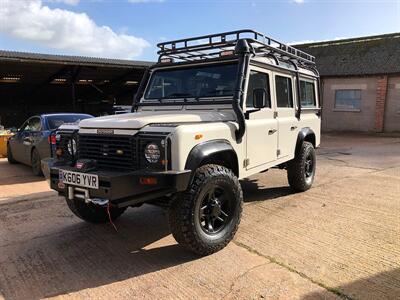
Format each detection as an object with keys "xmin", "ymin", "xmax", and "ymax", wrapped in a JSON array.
[{"xmin": 245, "ymin": 68, "xmax": 278, "ymax": 170}]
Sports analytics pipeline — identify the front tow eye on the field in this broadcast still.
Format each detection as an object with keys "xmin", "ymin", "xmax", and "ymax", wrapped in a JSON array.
[{"xmin": 87, "ymin": 198, "xmax": 109, "ymax": 206}]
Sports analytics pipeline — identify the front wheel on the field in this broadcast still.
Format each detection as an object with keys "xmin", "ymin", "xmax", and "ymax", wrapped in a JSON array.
[
  {"xmin": 287, "ymin": 141, "xmax": 316, "ymax": 192},
  {"xmin": 66, "ymin": 197, "xmax": 127, "ymax": 223},
  {"xmin": 168, "ymin": 164, "xmax": 243, "ymax": 256},
  {"xmin": 7, "ymin": 143, "xmax": 17, "ymax": 164}
]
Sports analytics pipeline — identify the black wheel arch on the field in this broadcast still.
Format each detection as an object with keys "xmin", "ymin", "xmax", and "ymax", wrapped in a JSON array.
[
  {"xmin": 295, "ymin": 127, "xmax": 316, "ymax": 155},
  {"xmin": 185, "ymin": 139, "xmax": 239, "ymax": 182}
]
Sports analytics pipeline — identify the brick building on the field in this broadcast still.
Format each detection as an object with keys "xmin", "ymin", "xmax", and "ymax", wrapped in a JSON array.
[{"xmin": 298, "ymin": 33, "xmax": 400, "ymax": 132}]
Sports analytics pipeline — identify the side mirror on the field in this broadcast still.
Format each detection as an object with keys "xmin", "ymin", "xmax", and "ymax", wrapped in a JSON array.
[{"xmin": 253, "ymin": 88, "xmax": 267, "ymax": 109}]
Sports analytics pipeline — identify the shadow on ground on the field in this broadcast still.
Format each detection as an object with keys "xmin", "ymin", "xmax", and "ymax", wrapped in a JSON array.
[
  {"xmin": 0, "ymin": 203, "xmax": 199, "ymax": 300},
  {"xmin": 302, "ymin": 268, "xmax": 400, "ymax": 300},
  {"xmin": 241, "ymin": 178, "xmax": 292, "ymax": 203}
]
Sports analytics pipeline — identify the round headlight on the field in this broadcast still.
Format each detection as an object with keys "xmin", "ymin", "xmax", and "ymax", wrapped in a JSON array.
[
  {"xmin": 144, "ymin": 143, "xmax": 160, "ymax": 163},
  {"xmin": 67, "ymin": 139, "xmax": 77, "ymax": 155}
]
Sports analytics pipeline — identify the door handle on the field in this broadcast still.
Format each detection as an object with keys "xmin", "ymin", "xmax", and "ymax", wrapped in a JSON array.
[
  {"xmin": 268, "ymin": 129, "xmax": 277, "ymax": 135},
  {"xmin": 23, "ymin": 136, "xmax": 32, "ymax": 143},
  {"xmin": 290, "ymin": 126, "xmax": 298, "ymax": 131}
]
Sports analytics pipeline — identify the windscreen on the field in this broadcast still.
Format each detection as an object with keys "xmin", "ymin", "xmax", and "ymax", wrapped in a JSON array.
[
  {"xmin": 143, "ymin": 63, "xmax": 237, "ymax": 102},
  {"xmin": 46, "ymin": 114, "xmax": 92, "ymax": 130}
]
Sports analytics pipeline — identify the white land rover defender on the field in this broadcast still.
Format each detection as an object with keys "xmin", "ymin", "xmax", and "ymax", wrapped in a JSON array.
[{"xmin": 42, "ymin": 30, "xmax": 321, "ymax": 256}]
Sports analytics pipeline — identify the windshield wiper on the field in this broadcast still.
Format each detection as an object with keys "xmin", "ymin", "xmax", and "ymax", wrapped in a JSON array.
[
  {"xmin": 165, "ymin": 93, "xmax": 194, "ymax": 98},
  {"xmin": 195, "ymin": 90, "xmax": 233, "ymax": 100}
]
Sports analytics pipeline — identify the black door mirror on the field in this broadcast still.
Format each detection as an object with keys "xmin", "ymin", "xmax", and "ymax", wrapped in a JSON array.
[{"xmin": 253, "ymin": 88, "xmax": 267, "ymax": 108}]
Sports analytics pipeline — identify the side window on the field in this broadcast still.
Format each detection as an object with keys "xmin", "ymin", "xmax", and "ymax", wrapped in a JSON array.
[
  {"xmin": 19, "ymin": 121, "xmax": 29, "ymax": 132},
  {"xmin": 335, "ymin": 89, "xmax": 361, "ymax": 111},
  {"xmin": 300, "ymin": 80, "xmax": 316, "ymax": 107},
  {"xmin": 27, "ymin": 117, "xmax": 42, "ymax": 132},
  {"xmin": 246, "ymin": 71, "xmax": 270, "ymax": 108},
  {"xmin": 275, "ymin": 75, "xmax": 293, "ymax": 108}
]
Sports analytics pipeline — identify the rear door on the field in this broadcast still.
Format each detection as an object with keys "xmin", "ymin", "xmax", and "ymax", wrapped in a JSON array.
[
  {"xmin": 274, "ymin": 73, "xmax": 299, "ymax": 159},
  {"xmin": 245, "ymin": 67, "xmax": 278, "ymax": 170}
]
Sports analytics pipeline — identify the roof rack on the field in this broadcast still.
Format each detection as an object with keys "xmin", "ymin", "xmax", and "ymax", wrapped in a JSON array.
[{"xmin": 157, "ymin": 29, "xmax": 315, "ymax": 66}]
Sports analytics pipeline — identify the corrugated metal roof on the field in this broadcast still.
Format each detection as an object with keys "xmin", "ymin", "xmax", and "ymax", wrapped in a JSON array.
[
  {"xmin": 0, "ymin": 50, "xmax": 154, "ymax": 68},
  {"xmin": 296, "ymin": 33, "xmax": 400, "ymax": 77}
]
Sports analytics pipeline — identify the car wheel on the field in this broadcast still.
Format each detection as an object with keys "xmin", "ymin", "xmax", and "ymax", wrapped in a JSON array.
[
  {"xmin": 66, "ymin": 197, "xmax": 127, "ymax": 223},
  {"xmin": 168, "ymin": 164, "xmax": 243, "ymax": 256},
  {"xmin": 287, "ymin": 141, "xmax": 316, "ymax": 192},
  {"xmin": 31, "ymin": 148, "xmax": 43, "ymax": 176},
  {"xmin": 7, "ymin": 143, "xmax": 17, "ymax": 164}
]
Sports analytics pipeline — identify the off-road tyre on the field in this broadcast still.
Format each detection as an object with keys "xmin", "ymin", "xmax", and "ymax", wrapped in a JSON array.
[
  {"xmin": 31, "ymin": 148, "xmax": 43, "ymax": 176},
  {"xmin": 287, "ymin": 141, "xmax": 316, "ymax": 192},
  {"xmin": 66, "ymin": 197, "xmax": 127, "ymax": 223},
  {"xmin": 168, "ymin": 164, "xmax": 243, "ymax": 256},
  {"xmin": 7, "ymin": 143, "xmax": 17, "ymax": 164}
]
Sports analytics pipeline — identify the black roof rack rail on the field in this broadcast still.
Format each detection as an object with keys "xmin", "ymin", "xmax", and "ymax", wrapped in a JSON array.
[{"xmin": 157, "ymin": 29, "xmax": 315, "ymax": 66}]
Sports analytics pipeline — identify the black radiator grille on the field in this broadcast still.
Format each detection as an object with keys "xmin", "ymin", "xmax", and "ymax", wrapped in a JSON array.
[{"xmin": 78, "ymin": 134, "xmax": 138, "ymax": 171}]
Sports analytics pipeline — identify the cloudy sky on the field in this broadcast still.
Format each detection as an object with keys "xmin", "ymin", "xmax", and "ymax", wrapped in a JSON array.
[{"xmin": 0, "ymin": 0, "xmax": 399, "ymax": 61}]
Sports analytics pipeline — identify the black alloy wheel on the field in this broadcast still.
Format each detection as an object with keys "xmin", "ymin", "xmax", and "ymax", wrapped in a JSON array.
[{"xmin": 198, "ymin": 184, "xmax": 234, "ymax": 235}]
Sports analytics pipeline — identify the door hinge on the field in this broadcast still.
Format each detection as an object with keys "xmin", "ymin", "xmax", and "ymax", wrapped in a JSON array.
[
  {"xmin": 277, "ymin": 149, "xmax": 281, "ymax": 156},
  {"xmin": 274, "ymin": 111, "xmax": 278, "ymax": 118},
  {"xmin": 243, "ymin": 158, "xmax": 250, "ymax": 168}
]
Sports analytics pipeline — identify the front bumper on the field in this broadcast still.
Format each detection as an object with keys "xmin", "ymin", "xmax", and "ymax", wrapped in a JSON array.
[{"xmin": 41, "ymin": 158, "xmax": 191, "ymax": 208}]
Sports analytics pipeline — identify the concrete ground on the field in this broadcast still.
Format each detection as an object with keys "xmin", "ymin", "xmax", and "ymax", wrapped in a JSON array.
[{"xmin": 0, "ymin": 133, "xmax": 399, "ymax": 300}]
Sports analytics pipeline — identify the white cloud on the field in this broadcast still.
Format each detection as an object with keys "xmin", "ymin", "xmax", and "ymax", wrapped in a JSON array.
[
  {"xmin": 0, "ymin": 0, "xmax": 150, "ymax": 59},
  {"xmin": 292, "ymin": 0, "xmax": 305, "ymax": 3},
  {"xmin": 46, "ymin": 0, "xmax": 81, "ymax": 5}
]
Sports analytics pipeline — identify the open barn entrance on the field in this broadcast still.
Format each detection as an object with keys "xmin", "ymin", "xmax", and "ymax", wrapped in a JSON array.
[{"xmin": 0, "ymin": 50, "xmax": 153, "ymax": 128}]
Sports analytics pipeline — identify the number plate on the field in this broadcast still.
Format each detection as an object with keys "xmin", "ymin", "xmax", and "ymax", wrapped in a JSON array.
[{"xmin": 59, "ymin": 170, "xmax": 99, "ymax": 189}]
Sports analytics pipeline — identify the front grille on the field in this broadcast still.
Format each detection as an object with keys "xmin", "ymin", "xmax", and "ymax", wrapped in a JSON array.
[{"xmin": 78, "ymin": 134, "xmax": 138, "ymax": 171}]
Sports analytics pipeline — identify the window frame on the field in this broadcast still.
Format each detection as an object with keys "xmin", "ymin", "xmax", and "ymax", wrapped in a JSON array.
[
  {"xmin": 299, "ymin": 79, "xmax": 317, "ymax": 108},
  {"xmin": 245, "ymin": 70, "xmax": 271, "ymax": 110},
  {"xmin": 142, "ymin": 61, "xmax": 238, "ymax": 102},
  {"xmin": 334, "ymin": 89, "xmax": 362, "ymax": 112},
  {"xmin": 274, "ymin": 74, "xmax": 294, "ymax": 109}
]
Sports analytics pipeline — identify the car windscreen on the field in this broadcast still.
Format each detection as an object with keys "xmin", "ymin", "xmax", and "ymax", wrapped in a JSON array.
[
  {"xmin": 46, "ymin": 115, "xmax": 92, "ymax": 130},
  {"xmin": 143, "ymin": 63, "xmax": 237, "ymax": 103}
]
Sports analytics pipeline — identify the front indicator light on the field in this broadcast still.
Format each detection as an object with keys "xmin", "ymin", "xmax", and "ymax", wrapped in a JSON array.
[
  {"xmin": 140, "ymin": 177, "xmax": 157, "ymax": 185},
  {"xmin": 144, "ymin": 143, "xmax": 161, "ymax": 163}
]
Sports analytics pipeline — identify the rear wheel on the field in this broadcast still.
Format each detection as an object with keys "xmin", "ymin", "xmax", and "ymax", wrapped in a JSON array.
[
  {"xmin": 31, "ymin": 148, "xmax": 43, "ymax": 176},
  {"xmin": 66, "ymin": 197, "xmax": 127, "ymax": 223},
  {"xmin": 287, "ymin": 141, "xmax": 316, "ymax": 192},
  {"xmin": 168, "ymin": 164, "xmax": 243, "ymax": 256},
  {"xmin": 7, "ymin": 143, "xmax": 17, "ymax": 164}
]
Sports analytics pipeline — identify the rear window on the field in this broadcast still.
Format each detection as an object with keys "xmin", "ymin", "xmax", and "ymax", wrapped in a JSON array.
[{"xmin": 46, "ymin": 114, "xmax": 92, "ymax": 130}]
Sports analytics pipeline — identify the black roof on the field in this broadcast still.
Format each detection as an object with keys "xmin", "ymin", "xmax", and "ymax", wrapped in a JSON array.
[
  {"xmin": 0, "ymin": 50, "xmax": 154, "ymax": 68},
  {"xmin": 296, "ymin": 33, "xmax": 400, "ymax": 77}
]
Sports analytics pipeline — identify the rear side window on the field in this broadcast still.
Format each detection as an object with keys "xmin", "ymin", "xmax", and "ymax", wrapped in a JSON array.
[
  {"xmin": 275, "ymin": 75, "xmax": 293, "ymax": 108},
  {"xmin": 300, "ymin": 80, "xmax": 316, "ymax": 107}
]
